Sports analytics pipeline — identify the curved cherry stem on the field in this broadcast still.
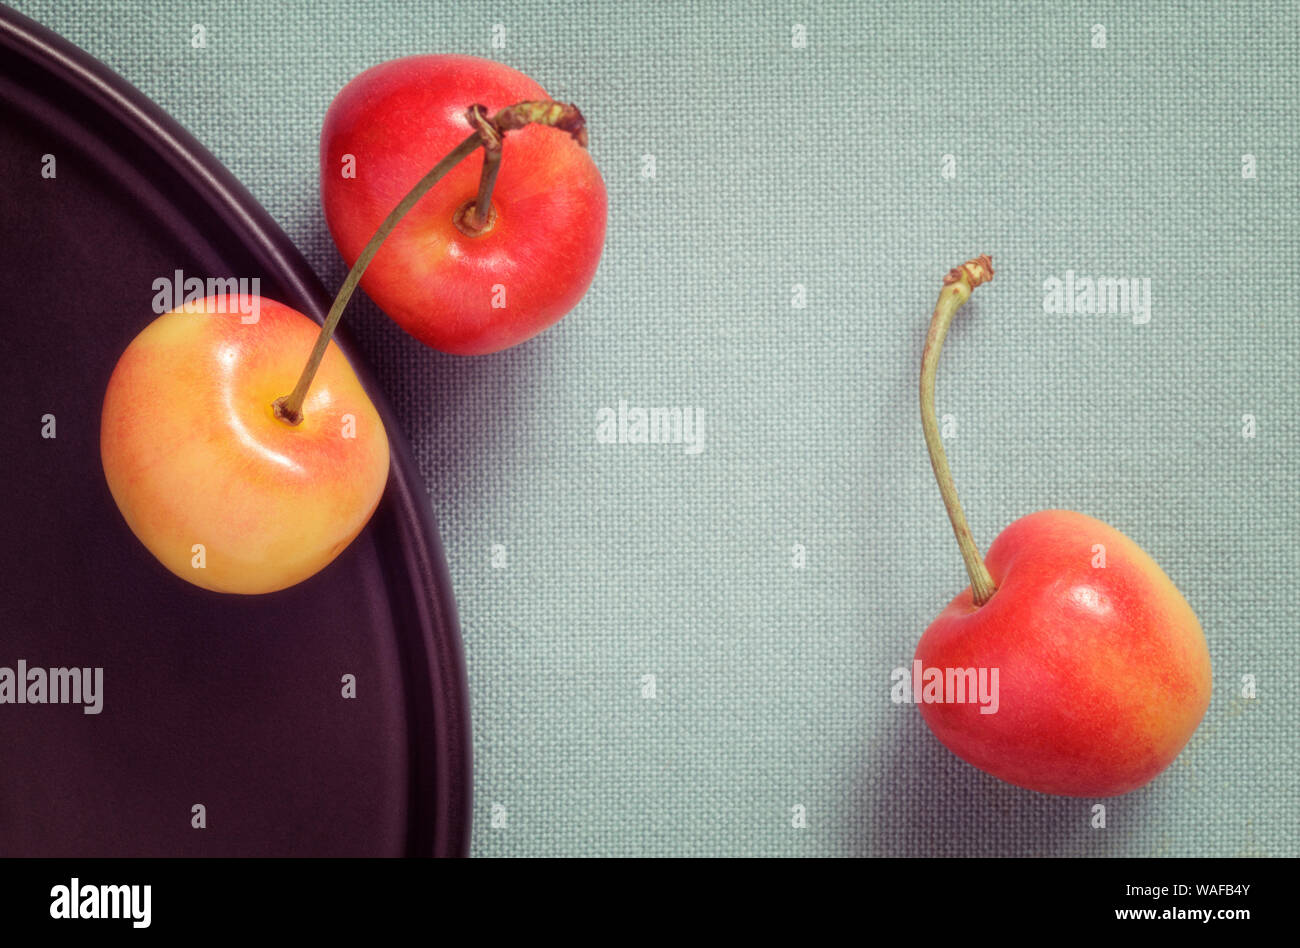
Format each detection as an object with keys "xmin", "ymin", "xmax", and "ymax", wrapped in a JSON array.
[
  {"xmin": 273, "ymin": 131, "xmax": 479, "ymax": 425},
  {"xmin": 920, "ymin": 254, "xmax": 998, "ymax": 606},
  {"xmin": 274, "ymin": 99, "xmax": 588, "ymax": 425}
]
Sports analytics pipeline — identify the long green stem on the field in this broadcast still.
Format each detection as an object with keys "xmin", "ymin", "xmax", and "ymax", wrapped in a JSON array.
[
  {"xmin": 920, "ymin": 254, "xmax": 997, "ymax": 606},
  {"xmin": 273, "ymin": 131, "xmax": 480, "ymax": 424},
  {"xmin": 274, "ymin": 99, "xmax": 590, "ymax": 424}
]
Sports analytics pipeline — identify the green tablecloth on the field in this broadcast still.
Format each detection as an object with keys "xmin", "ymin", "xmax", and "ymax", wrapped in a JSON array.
[{"xmin": 18, "ymin": 0, "xmax": 1296, "ymax": 857}]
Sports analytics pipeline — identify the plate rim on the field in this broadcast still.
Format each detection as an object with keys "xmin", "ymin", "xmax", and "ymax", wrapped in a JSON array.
[{"xmin": 0, "ymin": 4, "xmax": 472, "ymax": 858}]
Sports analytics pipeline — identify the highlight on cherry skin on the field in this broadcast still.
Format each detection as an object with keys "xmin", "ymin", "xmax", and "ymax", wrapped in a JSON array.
[
  {"xmin": 913, "ymin": 256, "xmax": 1212, "ymax": 798},
  {"xmin": 100, "ymin": 296, "xmax": 390, "ymax": 595}
]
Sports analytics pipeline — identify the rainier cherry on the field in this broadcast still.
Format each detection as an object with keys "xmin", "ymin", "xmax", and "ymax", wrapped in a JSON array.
[
  {"xmin": 912, "ymin": 256, "xmax": 1212, "ymax": 796},
  {"xmin": 321, "ymin": 55, "xmax": 607, "ymax": 355},
  {"xmin": 100, "ymin": 296, "xmax": 389, "ymax": 594}
]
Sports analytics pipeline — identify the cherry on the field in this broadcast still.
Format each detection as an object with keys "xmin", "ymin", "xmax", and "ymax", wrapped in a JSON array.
[
  {"xmin": 320, "ymin": 55, "xmax": 607, "ymax": 355},
  {"xmin": 100, "ymin": 296, "xmax": 389, "ymax": 594},
  {"xmin": 913, "ymin": 256, "xmax": 1212, "ymax": 796}
]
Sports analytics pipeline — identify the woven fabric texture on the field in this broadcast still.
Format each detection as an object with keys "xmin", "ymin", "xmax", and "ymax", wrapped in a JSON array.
[{"xmin": 15, "ymin": 0, "xmax": 1297, "ymax": 856}]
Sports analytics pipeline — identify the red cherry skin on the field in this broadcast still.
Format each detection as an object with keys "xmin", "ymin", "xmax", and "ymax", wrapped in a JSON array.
[
  {"xmin": 915, "ymin": 510, "xmax": 1212, "ymax": 797},
  {"xmin": 320, "ymin": 55, "xmax": 607, "ymax": 355}
]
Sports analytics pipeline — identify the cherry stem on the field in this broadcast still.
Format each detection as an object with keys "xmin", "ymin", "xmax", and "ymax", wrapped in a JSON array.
[
  {"xmin": 274, "ymin": 99, "xmax": 589, "ymax": 425},
  {"xmin": 272, "ymin": 131, "xmax": 479, "ymax": 424},
  {"xmin": 920, "ymin": 254, "xmax": 998, "ymax": 606},
  {"xmin": 463, "ymin": 105, "xmax": 503, "ymax": 232},
  {"xmin": 457, "ymin": 101, "xmax": 587, "ymax": 236}
]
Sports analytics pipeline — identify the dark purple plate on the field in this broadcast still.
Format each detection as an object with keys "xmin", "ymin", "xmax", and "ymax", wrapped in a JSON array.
[{"xmin": 0, "ymin": 6, "xmax": 470, "ymax": 856}]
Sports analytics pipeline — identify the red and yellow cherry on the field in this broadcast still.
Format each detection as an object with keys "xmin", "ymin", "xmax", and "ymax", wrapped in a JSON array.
[
  {"xmin": 320, "ymin": 54, "xmax": 607, "ymax": 355},
  {"xmin": 101, "ymin": 296, "xmax": 389, "ymax": 595},
  {"xmin": 914, "ymin": 256, "xmax": 1211, "ymax": 797}
]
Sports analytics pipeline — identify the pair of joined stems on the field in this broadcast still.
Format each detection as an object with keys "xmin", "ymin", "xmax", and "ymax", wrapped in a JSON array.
[
  {"xmin": 273, "ymin": 100, "xmax": 587, "ymax": 426},
  {"xmin": 920, "ymin": 254, "xmax": 998, "ymax": 606}
]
